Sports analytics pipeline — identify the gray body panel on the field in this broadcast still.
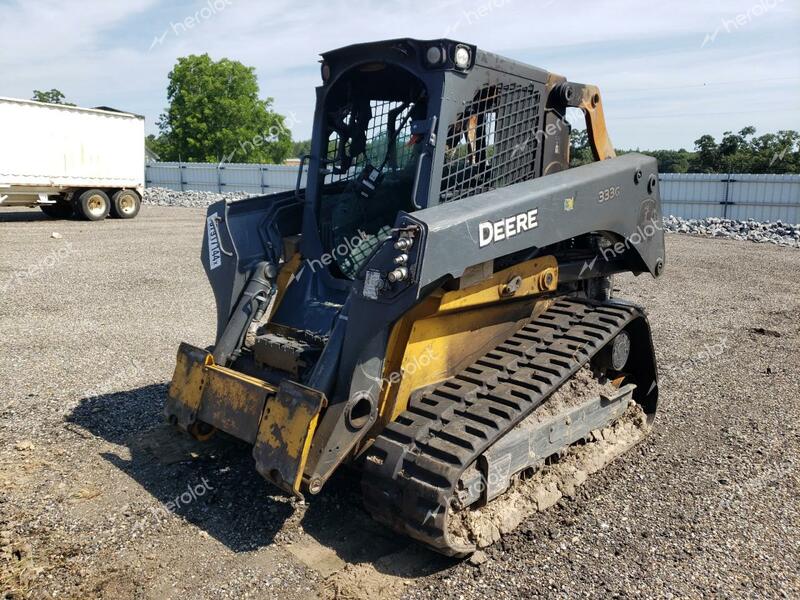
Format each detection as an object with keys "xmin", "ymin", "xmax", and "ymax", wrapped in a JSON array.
[
  {"xmin": 353, "ymin": 152, "xmax": 664, "ymax": 311},
  {"xmin": 403, "ymin": 152, "xmax": 664, "ymax": 289}
]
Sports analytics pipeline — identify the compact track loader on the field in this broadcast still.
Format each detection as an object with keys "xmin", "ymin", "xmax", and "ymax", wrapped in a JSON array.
[{"xmin": 165, "ymin": 38, "xmax": 665, "ymax": 556}]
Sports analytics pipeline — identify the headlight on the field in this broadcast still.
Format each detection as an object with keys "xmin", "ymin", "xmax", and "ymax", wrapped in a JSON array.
[{"xmin": 454, "ymin": 45, "xmax": 471, "ymax": 69}]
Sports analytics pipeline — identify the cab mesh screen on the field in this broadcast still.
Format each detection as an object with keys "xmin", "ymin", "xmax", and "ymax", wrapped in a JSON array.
[
  {"xmin": 440, "ymin": 82, "xmax": 542, "ymax": 203},
  {"xmin": 325, "ymin": 100, "xmax": 416, "ymax": 183}
]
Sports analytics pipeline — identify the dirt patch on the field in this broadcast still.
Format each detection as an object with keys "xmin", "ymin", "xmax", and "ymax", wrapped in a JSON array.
[
  {"xmin": 520, "ymin": 365, "xmax": 619, "ymax": 425},
  {"xmin": 1, "ymin": 532, "xmax": 43, "ymax": 600},
  {"xmin": 287, "ymin": 536, "xmax": 346, "ymax": 578},
  {"xmin": 286, "ymin": 523, "xmax": 449, "ymax": 600},
  {"xmin": 318, "ymin": 547, "xmax": 425, "ymax": 600},
  {"xmin": 449, "ymin": 402, "xmax": 649, "ymax": 550}
]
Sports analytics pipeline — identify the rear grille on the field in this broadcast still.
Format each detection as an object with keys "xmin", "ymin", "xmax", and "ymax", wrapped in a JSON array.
[{"xmin": 440, "ymin": 82, "xmax": 542, "ymax": 203}]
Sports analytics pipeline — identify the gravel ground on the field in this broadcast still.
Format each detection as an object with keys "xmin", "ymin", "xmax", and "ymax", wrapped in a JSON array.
[{"xmin": 1, "ymin": 205, "xmax": 798, "ymax": 599}]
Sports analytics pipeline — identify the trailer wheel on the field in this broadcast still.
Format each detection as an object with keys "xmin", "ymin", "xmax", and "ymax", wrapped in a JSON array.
[
  {"xmin": 110, "ymin": 189, "xmax": 141, "ymax": 219},
  {"xmin": 40, "ymin": 200, "xmax": 74, "ymax": 219},
  {"xmin": 76, "ymin": 189, "xmax": 110, "ymax": 221}
]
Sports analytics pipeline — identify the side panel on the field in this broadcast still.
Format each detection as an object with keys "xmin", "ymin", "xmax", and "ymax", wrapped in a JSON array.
[
  {"xmin": 406, "ymin": 152, "xmax": 664, "ymax": 285},
  {"xmin": 0, "ymin": 98, "xmax": 144, "ymax": 188},
  {"xmin": 373, "ymin": 256, "xmax": 558, "ymax": 431},
  {"xmin": 202, "ymin": 190, "xmax": 303, "ymax": 343}
]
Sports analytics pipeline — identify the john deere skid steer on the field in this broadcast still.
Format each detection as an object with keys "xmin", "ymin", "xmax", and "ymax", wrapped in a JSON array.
[{"xmin": 165, "ymin": 38, "xmax": 664, "ymax": 556}]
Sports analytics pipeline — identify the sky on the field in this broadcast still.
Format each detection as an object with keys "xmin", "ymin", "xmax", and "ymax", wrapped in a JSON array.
[{"xmin": 1, "ymin": 0, "xmax": 798, "ymax": 151}]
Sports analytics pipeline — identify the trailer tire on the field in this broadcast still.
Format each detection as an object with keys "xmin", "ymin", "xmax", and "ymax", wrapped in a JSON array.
[
  {"xmin": 76, "ymin": 189, "xmax": 110, "ymax": 221},
  {"xmin": 40, "ymin": 200, "xmax": 74, "ymax": 219},
  {"xmin": 110, "ymin": 189, "xmax": 141, "ymax": 219}
]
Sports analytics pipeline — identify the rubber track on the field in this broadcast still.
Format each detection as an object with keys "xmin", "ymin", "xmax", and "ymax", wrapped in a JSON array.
[{"xmin": 362, "ymin": 298, "xmax": 643, "ymax": 556}]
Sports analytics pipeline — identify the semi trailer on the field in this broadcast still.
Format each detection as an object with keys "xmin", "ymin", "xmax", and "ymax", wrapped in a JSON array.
[{"xmin": 0, "ymin": 97, "xmax": 144, "ymax": 220}]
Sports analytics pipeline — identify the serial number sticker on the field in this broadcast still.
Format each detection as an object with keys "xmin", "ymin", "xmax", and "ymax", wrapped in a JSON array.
[
  {"xmin": 363, "ymin": 269, "xmax": 383, "ymax": 300},
  {"xmin": 598, "ymin": 186, "xmax": 621, "ymax": 204},
  {"xmin": 206, "ymin": 214, "xmax": 222, "ymax": 270}
]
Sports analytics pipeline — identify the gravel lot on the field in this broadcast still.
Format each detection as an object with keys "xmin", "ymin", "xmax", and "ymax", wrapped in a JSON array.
[{"xmin": 1, "ymin": 205, "xmax": 798, "ymax": 599}]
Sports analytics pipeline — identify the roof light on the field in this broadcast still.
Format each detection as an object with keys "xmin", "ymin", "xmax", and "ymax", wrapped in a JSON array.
[
  {"xmin": 426, "ymin": 45, "xmax": 446, "ymax": 66},
  {"xmin": 454, "ymin": 45, "xmax": 471, "ymax": 69}
]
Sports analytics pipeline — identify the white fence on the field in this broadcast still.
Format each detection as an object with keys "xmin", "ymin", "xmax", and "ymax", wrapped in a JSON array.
[
  {"xmin": 145, "ymin": 163, "xmax": 800, "ymax": 223},
  {"xmin": 659, "ymin": 173, "xmax": 800, "ymax": 223},
  {"xmin": 145, "ymin": 162, "xmax": 307, "ymax": 195}
]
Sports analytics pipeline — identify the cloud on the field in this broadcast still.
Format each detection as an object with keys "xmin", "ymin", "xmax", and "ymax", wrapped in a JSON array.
[
  {"xmin": 0, "ymin": 0, "xmax": 160, "ymax": 61},
  {"xmin": 1, "ymin": 0, "xmax": 798, "ymax": 149}
]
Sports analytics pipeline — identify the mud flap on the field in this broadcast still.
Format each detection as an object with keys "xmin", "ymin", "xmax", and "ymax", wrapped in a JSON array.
[{"xmin": 253, "ymin": 380, "xmax": 327, "ymax": 498}]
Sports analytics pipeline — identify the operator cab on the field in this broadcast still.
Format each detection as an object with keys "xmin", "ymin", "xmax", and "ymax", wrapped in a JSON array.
[{"xmin": 316, "ymin": 63, "xmax": 428, "ymax": 279}]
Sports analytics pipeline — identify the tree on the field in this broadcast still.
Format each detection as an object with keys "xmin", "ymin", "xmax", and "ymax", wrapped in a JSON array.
[
  {"xmin": 689, "ymin": 134, "xmax": 720, "ymax": 173},
  {"xmin": 292, "ymin": 139, "xmax": 312, "ymax": 159},
  {"xmin": 145, "ymin": 134, "xmax": 170, "ymax": 159},
  {"xmin": 571, "ymin": 125, "xmax": 798, "ymax": 174},
  {"xmin": 687, "ymin": 127, "xmax": 799, "ymax": 174},
  {"xmin": 749, "ymin": 130, "xmax": 799, "ymax": 174},
  {"xmin": 648, "ymin": 149, "xmax": 691, "ymax": 173},
  {"xmin": 156, "ymin": 54, "xmax": 291, "ymax": 163},
  {"xmin": 32, "ymin": 89, "xmax": 74, "ymax": 105},
  {"xmin": 569, "ymin": 128, "xmax": 593, "ymax": 167}
]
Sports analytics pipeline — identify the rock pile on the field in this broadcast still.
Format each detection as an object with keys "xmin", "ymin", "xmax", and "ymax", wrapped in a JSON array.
[
  {"xmin": 663, "ymin": 216, "xmax": 800, "ymax": 248},
  {"xmin": 143, "ymin": 187, "xmax": 253, "ymax": 208}
]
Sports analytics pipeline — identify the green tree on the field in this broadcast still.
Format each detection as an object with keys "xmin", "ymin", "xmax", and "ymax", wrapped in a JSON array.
[
  {"xmin": 648, "ymin": 149, "xmax": 691, "ymax": 173},
  {"xmin": 689, "ymin": 134, "xmax": 720, "ymax": 173},
  {"xmin": 31, "ymin": 89, "xmax": 74, "ymax": 105},
  {"xmin": 748, "ymin": 130, "xmax": 799, "ymax": 174},
  {"xmin": 716, "ymin": 127, "xmax": 755, "ymax": 172},
  {"xmin": 571, "ymin": 125, "xmax": 797, "ymax": 174},
  {"xmin": 569, "ymin": 128, "xmax": 593, "ymax": 167},
  {"xmin": 570, "ymin": 125, "xmax": 797, "ymax": 174},
  {"xmin": 145, "ymin": 134, "xmax": 170, "ymax": 159},
  {"xmin": 292, "ymin": 139, "xmax": 312, "ymax": 159},
  {"xmin": 156, "ymin": 54, "xmax": 291, "ymax": 163},
  {"xmin": 688, "ymin": 127, "xmax": 799, "ymax": 174}
]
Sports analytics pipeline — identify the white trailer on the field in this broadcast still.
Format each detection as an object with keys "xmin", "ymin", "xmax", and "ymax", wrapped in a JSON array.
[{"xmin": 0, "ymin": 97, "xmax": 145, "ymax": 220}]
